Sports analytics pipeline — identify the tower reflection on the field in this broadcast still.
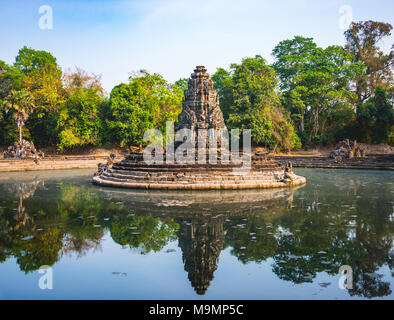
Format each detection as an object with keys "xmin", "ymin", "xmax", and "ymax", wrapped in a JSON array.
[{"xmin": 177, "ymin": 215, "xmax": 226, "ymax": 294}]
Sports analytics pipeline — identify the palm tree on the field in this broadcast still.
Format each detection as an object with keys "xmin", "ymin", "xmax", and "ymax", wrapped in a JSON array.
[{"xmin": 3, "ymin": 90, "xmax": 35, "ymax": 144}]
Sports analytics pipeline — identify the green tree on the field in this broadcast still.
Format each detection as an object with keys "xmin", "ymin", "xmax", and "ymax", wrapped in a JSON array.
[
  {"xmin": 0, "ymin": 61, "xmax": 24, "ymax": 97},
  {"xmin": 174, "ymin": 77, "xmax": 189, "ymax": 91},
  {"xmin": 110, "ymin": 214, "xmax": 178, "ymax": 254},
  {"xmin": 63, "ymin": 67, "xmax": 105, "ymax": 95},
  {"xmin": 356, "ymin": 99, "xmax": 376, "ymax": 142},
  {"xmin": 344, "ymin": 21, "xmax": 393, "ymax": 102},
  {"xmin": 106, "ymin": 71, "xmax": 183, "ymax": 147},
  {"xmin": 0, "ymin": 61, "xmax": 25, "ymax": 144},
  {"xmin": 272, "ymin": 36, "xmax": 317, "ymax": 134},
  {"xmin": 213, "ymin": 55, "xmax": 300, "ymax": 150},
  {"xmin": 14, "ymin": 46, "xmax": 57, "ymax": 75},
  {"xmin": 56, "ymin": 88, "xmax": 105, "ymax": 151},
  {"xmin": 373, "ymin": 88, "xmax": 394, "ymax": 143},
  {"xmin": 356, "ymin": 87, "xmax": 394, "ymax": 144},
  {"xmin": 272, "ymin": 37, "xmax": 364, "ymax": 144},
  {"xmin": 211, "ymin": 67, "xmax": 233, "ymax": 119},
  {"xmin": 55, "ymin": 68, "xmax": 106, "ymax": 151},
  {"xmin": 22, "ymin": 61, "xmax": 64, "ymax": 146},
  {"xmin": 6, "ymin": 47, "xmax": 65, "ymax": 146},
  {"xmin": 272, "ymin": 36, "xmax": 318, "ymax": 91}
]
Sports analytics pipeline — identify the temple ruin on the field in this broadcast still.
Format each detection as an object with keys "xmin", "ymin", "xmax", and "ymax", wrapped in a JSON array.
[{"xmin": 93, "ymin": 66, "xmax": 306, "ymax": 189}]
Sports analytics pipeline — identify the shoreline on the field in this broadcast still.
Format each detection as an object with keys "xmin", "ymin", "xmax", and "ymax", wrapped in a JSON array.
[
  {"xmin": 0, "ymin": 154, "xmax": 392, "ymax": 172},
  {"xmin": 275, "ymin": 154, "xmax": 394, "ymax": 171},
  {"xmin": 0, "ymin": 155, "xmax": 107, "ymax": 172}
]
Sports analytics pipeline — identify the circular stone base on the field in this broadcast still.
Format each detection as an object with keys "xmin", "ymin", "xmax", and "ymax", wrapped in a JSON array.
[{"xmin": 92, "ymin": 162, "xmax": 306, "ymax": 190}]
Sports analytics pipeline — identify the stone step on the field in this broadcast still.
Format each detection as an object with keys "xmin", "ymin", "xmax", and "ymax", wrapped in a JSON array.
[
  {"xmin": 100, "ymin": 174, "xmax": 284, "ymax": 184},
  {"xmin": 111, "ymin": 163, "xmax": 282, "ymax": 172},
  {"xmin": 102, "ymin": 171, "xmax": 281, "ymax": 182}
]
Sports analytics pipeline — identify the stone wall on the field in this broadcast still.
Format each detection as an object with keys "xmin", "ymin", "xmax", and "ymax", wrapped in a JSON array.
[
  {"xmin": 275, "ymin": 155, "xmax": 394, "ymax": 170},
  {"xmin": 0, "ymin": 156, "xmax": 108, "ymax": 172}
]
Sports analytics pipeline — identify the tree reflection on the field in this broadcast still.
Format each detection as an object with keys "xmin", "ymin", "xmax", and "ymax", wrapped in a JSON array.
[
  {"xmin": 57, "ymin": 184, "xmax": 107, "ymax": 258},
  {"xmin": 227, "ymin": 170, "xmax": 394, "ymax": 298},
  {"xmin": 0, "ymin": 170, "xmax": 392, "ymax": 298},
  {"xmin": 0, "ymin": 183, "xmax": 179, "ymax": 271},
  {"xmin": 6, "ymin": 180, "xmax": 44, "ymax": 228},
  {"xmin": 109, "ymin": 213, "xmax": 178, "ymax": 254}
]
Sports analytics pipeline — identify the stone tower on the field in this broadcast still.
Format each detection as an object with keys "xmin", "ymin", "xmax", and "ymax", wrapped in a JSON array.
[{"xmin": 176, "ymin": 66, "xmax": 226, "ymax": 132}]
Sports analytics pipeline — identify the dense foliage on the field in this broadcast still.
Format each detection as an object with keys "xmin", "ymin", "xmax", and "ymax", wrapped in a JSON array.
[
  {"xmin": 272, "ymin": 37, "xmax": 364, "ymax": 145},
  {"xmin": 212, "ymin": 55, "xmax": 301, "ymax": 150},
  {"xmin": 0, "ymin": 20, "xmax": 393, "ymax": 151},
  {"xmin": 344, "ymin": 21, "xmax": 394, "ymax": 102},
  {"xmin": 106, "ymin": 71, "xmax": 183, "ymax": 147},
  {"xmin": 356, "ymin": 87, "xmax": 394, "ymax": 144}
]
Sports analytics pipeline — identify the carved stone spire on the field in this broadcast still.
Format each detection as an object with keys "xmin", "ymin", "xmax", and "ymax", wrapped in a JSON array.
[{"xmin": 176, "ymin": 66, "xmax": 226, "ymax": 132}]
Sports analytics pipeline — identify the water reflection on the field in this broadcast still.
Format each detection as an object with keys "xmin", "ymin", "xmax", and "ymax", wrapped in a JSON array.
[
  {"xmin": 177, "ymin": 215, "xmax": 226, "ymax": 295},
  {"xmin": 5, "ymin": 180, "xmax": 44, "ymax": 227},
  {"xmin": 0, "ymin": 169, "xmax": 392, "ymax": 298}
]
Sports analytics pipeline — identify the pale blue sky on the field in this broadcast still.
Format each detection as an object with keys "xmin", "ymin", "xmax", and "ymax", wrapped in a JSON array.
[{"xmin": 1, "ymin": 0, "xmax": 393, "ymax": 93}]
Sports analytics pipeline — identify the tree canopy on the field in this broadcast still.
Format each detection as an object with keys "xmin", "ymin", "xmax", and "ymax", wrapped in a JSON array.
[
  {"xmin": 213, "ymin": 55, "xmax": 301, "ymax": 150},
  {"xmin": 272, "ymin": 36, "xmax": 365, "ymax": 144},
  {"xmin": 106, "ymin": 71, "xmax": 183, "ymax": 147},
  {"xmin": 344, "ymin": 20, "xmax": 393, "ymax": 102},
  {"xmin": 3, "ymin": 89, "xmax": 35, "ymax": 143},
  {"xmin": 0, "ymin": 21, "xmax": 393, "ymax": 151}
]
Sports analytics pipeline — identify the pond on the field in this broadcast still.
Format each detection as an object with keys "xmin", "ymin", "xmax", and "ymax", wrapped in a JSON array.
[{"xmin": 0, "ymin": 168, "xmax": 393, "ymax": 299}]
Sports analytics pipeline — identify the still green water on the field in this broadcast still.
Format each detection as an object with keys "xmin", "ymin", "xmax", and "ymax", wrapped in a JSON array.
[{"xmin": 0, "ymin": 168, "xmax": 392, "ymax": 299}]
